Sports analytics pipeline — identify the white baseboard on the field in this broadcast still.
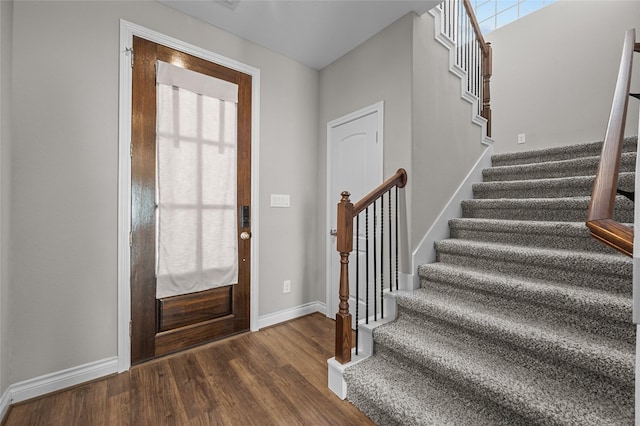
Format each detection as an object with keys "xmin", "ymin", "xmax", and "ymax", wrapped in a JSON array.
[
  {"xmin": 8, "ymin": 356, "xmax": 118, "ymax": 405},
  {"xmin": 258, "ymin": 301, "xmax": 326, "ymax": 329},
  {"xmin": 412, "ymin": 145, "xmax": 494, "ymax": 270},
  {"xmin": 0, "ymin": 386, "xmax": 10, "ymax": 422}
]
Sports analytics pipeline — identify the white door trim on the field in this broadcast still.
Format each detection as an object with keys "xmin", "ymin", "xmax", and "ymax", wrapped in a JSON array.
[
  {"xmin": 325, "ymin": 101, "xmax": 384, "ymax": 319},
  {"xmin": 118, "ymin": 20, "xmax": 261, "ymax": 373}
]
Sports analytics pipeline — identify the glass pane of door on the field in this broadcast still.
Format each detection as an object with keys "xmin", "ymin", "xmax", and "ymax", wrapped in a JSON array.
[{"xmin": 155, "ymin": 62, "xmax": 239, "ymax": 299}]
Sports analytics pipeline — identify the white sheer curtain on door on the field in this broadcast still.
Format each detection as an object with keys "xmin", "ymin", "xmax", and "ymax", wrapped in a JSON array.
[{"xmin": 155, "ymin": 61, "xmax": 239, "ymax": 299}]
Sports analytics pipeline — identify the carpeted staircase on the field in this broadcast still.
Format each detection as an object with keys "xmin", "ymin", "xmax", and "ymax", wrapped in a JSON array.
[{"xmin": 343, "ymin": 139, "xmax": 637, "ymax": 425}]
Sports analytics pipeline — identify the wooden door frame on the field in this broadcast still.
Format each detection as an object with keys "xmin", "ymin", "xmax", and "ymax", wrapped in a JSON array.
[
  {"xmin": 325, "ymin": 101, "xmax": 384, "ymax": 320},
  {"xmin": 118, "ymin": 20, "xmax": 261, "ymax": 373}
]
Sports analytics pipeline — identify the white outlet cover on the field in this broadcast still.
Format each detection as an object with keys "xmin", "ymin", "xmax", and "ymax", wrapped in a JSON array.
[{"xmin": 517, "ymin": 133, "xmax": 526, "ymax": 144}]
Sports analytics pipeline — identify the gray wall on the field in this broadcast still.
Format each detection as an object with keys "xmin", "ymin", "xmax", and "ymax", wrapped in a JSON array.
[
  {"xmin": 8, "ymin": 0, "xmax": 319, "ymax": 384},
  {"xmin": 0, "ymin": 0, "xmax": 12, "ymax": 396},
  {"xmin": 318, "ymin": 13, "xmax": 415, "ymax": 286},
  {"xmin": 486, "ymin": 0, "xmax": 640, "ymax": 154},
  {"xmin": 411, "ymin": 12, "xmax": 485, "ymax": 249}
]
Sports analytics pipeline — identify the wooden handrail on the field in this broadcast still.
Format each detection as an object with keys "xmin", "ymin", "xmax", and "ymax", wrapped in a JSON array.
[
  {"xmin": 587, "ymin": 29, "xmax": 639, "ymax": 257},
  {"xmin": 335, "ymin": 168, "xmax": 407, "ymax": 364},
  {"xmin": 353, "ymin": 169, "xmax": 408, "ymax": 215},
  {"xmin": 462, "ymin": 0, "xmax": 489, "ymax": 55}
]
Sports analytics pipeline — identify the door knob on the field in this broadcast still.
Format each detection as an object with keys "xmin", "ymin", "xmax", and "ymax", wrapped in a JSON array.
[{"xmin": 240, "ymin": 231, "xmax": 251, "ymax": 240}]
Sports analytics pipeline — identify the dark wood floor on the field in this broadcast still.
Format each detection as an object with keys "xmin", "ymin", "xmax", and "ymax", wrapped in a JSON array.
[{"xmin": 3, "ymin": 313, "xmax": 374, "ymax": 426}]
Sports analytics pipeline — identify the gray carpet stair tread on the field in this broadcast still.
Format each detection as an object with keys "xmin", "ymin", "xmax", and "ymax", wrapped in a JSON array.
[
  {"xmin": 435, "ymin": 239, "xmax": 631, "ymax": 289},
  {"xmin": 343, "ymin": 355, "xmax": 523, "ymax": 426},
  {"xmin": 490, "ymin": 136, "xmax": 637, "ymax": 167},
  {"xmin": 448, "ymin": 217, "xmax": 622, "ymax": 253},
  {"xmin": 393, "ymin": 287, "xmax": 634, "ymax": 384},
  {"xmin": 417, "ymin": 262, "xmax": 632, "ymax": 323},
  {"xmin": 461, "ymin": 195, "xmax": 634, "ymax": 222},
  {"xmin": 483, "ymin": 151, "xmax": 637, "ymax": 181},
  {"xmin": 371, "ymin": 313, "xmax": 634, "ymax": 425},
  {"xmin": 472, "ymin": 172, "xmax": 635, "ymax": 199}
]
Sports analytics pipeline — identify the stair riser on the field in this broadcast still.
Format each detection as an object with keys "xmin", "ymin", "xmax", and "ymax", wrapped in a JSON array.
[
  {"xmin": 435, "ymin": 250, "xmax": 631, "ymax": 295},
  {"xmin": 483, "ymin": 154, "xmax": 636, "ymax": 182}
]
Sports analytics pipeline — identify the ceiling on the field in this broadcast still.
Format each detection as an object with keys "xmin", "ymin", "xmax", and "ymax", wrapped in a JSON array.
[{"xmin": 159, "ymin": 0, "xmax": 441, "ymax": 70}]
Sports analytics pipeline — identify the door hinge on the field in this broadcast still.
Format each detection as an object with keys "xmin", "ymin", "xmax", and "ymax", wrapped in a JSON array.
[
  {"xmin": 125, "ymin": 47, "xmax": 134, "ymax": 68},
  {"xmin": 130, "ymin": 142, "xmax": 133, "ymax": 158},
  {"xmin": 129, "ymin": 231, "xmax": 132, "ymax": 247},
  {"xmin": 129, "ymin": 320, "xmax": 132, "ymax": 337}
]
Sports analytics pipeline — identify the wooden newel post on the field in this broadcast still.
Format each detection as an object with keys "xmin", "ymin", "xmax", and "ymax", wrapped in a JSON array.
[
  {"xmin": 335, "ymin": 191, "xmax": 353, "ymax": 364},
  {"xmin": 482, "ymin": 42, "xmax": 493, "ymax": 138}
]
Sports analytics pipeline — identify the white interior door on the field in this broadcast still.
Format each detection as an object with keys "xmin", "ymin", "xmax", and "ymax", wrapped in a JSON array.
[{"xmin": 326, "ymin": 103, "xmax": 383, "ymax": 325}]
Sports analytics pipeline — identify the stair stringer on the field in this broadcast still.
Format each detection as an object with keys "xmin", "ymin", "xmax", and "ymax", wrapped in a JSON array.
[{"xmin": 427, "ymin": 6, "xmax": 493, "ymax": 147}]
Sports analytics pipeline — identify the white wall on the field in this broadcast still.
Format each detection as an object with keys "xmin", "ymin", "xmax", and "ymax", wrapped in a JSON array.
[
  {"xmin": 486, "ymin": 0, "xmax": 640, "ymax": 154},
  {"xmin": 9, "ymin": 0, "xmax": 319, "ymax": 385},
  {"xmin": 0, "ymin": 0, "xmax": 12, "ymax": 397}
]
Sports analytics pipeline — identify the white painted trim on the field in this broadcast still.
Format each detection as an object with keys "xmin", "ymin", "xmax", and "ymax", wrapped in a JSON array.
[
  {"xmin": 632, "ymin": 110, "xmax": 640, "ymax": 324},
  {"xmin": 399, "ymin": 271, "xmax": 418, "ymax": 291},
  {"xmin": 327, "ymin": 291, "xmax": 400, "ymax": 399},
  {"xmin": 117, "ymin": 20, "xmax": 133, "ymax": 375},
  {"xmin": 633, "ymin": 112, "xmax": 639, "ymax": 426},
  {"xmin": 118, "ymin": 20, "xmax": 262, "ymax": 373},
  {"xmin": 0, "ymin": 386, "xmax": 10, "ymax": 422},
  {"xmin": 9, "ymin": 357, "xmax": 118, "ymax": 405},
  {"xmin": 411, "ymin": 144, "xmax": 493, "ymax": 272},
  {"xmin": 328, "ymin": 354, "xmax": 368, "ymax": 400},
  {"xmin": 429, "ymin": 7, "xmax": 491, "ymax": 143},
  {"xmin": 325, "ymin": 101, "xmax": 384, "ymax": 319},
  {"xmin": 258, "ymin": 301, "xmax": 326, "ymax": 329}
]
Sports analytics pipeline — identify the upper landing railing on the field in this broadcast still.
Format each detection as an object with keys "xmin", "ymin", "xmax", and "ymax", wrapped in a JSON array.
[
  {"xmin": 587, "ymin": 28, "xmax": 639, "ymax": 257},
  {"xmin": 436, "ymin": 0, "xmax": 493, "ymax": 136}
]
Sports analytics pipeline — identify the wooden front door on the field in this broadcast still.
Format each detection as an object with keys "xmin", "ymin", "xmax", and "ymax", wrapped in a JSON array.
[{"xmin": 130, "ymin": 36, "xmax": 252, "ymax": 364}]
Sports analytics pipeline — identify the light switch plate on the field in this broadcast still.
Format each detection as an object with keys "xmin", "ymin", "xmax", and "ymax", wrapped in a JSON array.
[{"xmin": 271, "ymin": 194, "xmax": 290, "ymax": 208}]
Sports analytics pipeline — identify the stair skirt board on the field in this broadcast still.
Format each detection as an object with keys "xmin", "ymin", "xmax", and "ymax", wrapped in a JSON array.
[{"xmin": 340, "ymin": 137, "xmax": 636, "ymax": 425}]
